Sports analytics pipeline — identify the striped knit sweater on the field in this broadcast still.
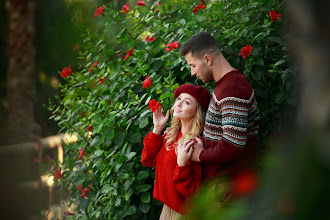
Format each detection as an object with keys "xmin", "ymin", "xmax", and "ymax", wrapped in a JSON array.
[{"xmin": 200, "ymin": 69, "xmax": 259, "ymax": 181}]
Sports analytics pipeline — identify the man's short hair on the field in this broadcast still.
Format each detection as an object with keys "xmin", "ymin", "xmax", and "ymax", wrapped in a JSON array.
[{"xmin": 179, "ymin": 32, "xmax": 220, "ymax": 58}]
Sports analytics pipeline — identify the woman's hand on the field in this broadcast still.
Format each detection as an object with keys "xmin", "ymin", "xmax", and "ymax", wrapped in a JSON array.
[
  {"xmin": 152, "ymin": 105, "xmax": 170, "ymax": 135},
  {"xmin": 177, "ymin": 140, "xmax": 194, "ymax": 167}
]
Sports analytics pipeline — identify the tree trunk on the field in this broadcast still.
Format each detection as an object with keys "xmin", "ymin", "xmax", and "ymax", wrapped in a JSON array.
[{"xmin": 4, "ymin": 0, "xmax": 40, "ymax": 146}]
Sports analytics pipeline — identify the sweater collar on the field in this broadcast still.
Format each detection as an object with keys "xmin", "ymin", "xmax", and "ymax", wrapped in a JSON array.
[{"xmin": 215, "ymin": 69, "xmax": 240, "ymax": 86}]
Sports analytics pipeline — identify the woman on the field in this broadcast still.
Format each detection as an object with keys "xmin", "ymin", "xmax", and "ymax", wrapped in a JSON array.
[{"xmin": 142, "ymin": 84, "xmax": 211, "ymax": 219}]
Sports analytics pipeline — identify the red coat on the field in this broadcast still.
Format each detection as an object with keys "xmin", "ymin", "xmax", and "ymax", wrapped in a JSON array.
[{"xmin": 142, "ymin": 131, "xmax": 202, "ymax": 214}]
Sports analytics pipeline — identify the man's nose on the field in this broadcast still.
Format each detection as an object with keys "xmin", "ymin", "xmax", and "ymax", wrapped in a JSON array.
[{"xmin": 191, "ymin": 70, "xmax": 196, "ymax": 76}]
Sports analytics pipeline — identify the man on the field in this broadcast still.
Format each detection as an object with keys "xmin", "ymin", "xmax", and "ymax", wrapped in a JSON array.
[{"xmin": 179, "ymin": 32, "xmax": 259, "ymax": 192}]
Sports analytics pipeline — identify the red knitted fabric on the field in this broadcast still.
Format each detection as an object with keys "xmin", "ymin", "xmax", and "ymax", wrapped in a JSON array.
[
  {"xmin": 174, "ymin": 84, "xmax": 211, "ymax": 111},
  {"xmin": 142, "ymin": 131, "xmax": 202, "ymax": 214}
]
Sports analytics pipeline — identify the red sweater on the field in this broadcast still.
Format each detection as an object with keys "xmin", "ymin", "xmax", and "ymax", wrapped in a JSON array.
[
  {"xmin": 201, "ymin": 70, "xmax": 259, "ymax": 181},
  {"xmin": 142, "ymin": 131, "xmax": 202, "ymax": 214}
]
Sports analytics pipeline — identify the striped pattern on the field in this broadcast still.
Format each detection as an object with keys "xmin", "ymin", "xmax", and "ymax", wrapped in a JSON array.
[{"xmin": 203, "ymin": 90, "xmax": 259, "ymax": 148}]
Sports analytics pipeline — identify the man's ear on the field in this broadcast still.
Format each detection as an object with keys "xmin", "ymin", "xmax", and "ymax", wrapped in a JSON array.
[{"xmin": 203, "ymin": 54, "xmax": 212, "ymax": 65}]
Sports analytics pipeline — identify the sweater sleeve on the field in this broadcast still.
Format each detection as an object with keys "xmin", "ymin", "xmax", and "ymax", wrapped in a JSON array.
[
  {"xmin": 141, "ymin": 131, "xmax": 164, "ymax": 167},
  {"xmin": 172, "ymin": 161, "xmax": 202, "ymax": 198},
  {"xmin": 200, "ymin": 84, "xmax": 251, "ymax": 163},
  {"xmin": 200, "ymin": 139, "xmax": 244, "ymax": 163}
]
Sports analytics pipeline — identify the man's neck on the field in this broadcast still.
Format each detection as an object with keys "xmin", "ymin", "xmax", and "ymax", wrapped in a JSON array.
[{"xmin": 212, "ymin": 56, "xmax": 236, "ymax": 82}]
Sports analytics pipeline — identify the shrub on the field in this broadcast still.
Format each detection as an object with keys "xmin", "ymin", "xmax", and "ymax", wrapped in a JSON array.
[{"xmin": 47, "ymin": 0, "xmax": 295, "ymax": 219}]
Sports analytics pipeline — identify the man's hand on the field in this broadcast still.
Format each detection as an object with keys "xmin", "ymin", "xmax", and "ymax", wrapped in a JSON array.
[{"xmin": 190, "ymin": 137, "xmax": 204, "ymax": 162}]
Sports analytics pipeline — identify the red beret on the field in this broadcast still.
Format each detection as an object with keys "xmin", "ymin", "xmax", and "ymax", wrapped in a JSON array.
[{"xmin": 174, "ymin": 84, "xmax": 211, "ymax": 111}]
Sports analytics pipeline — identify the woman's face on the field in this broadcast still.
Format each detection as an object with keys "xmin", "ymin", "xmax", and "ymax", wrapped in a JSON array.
[{"xmin": 173, "ymin": 93, "xmax": 197, "ymax": 121}]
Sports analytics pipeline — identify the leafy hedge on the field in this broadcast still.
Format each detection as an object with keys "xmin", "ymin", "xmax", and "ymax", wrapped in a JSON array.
[{"xmin": 47, "ymin": 0, "xmax": 295, "ymax": 219}]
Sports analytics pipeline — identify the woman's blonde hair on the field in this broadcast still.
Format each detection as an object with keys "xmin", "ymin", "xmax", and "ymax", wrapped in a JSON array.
[{"xmin": 164, "ymin": 100, "xmax": 205, "ymax": 150}]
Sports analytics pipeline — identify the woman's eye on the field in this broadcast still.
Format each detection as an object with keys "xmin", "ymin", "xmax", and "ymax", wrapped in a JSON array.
[{"xmin": 185, "ymin": 101, "xmax": 189, "ymax": 105}]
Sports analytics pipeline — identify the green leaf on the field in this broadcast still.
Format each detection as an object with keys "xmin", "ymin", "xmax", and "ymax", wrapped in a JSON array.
[
  {"xmin": 94, "ymin": 149, "xmax": 104, "ymax": 157},
  {"xmin": 141, "ymin": 192, "xmax": 150, "ymax": 203},
  {"xmin": 137, "ymin": 184, "xmax": 152, "ymax": 192},
  {"xmin": 90, "ymin": 136, "xmax": 100, "ymax": 147},
  {"xmin": 274, "ymin": 59, "xmax": 287, "ymax": 66},
  {"xmin": 139, "ymin": 202, "xmax": 150, "ymax": 214},
  {"xmin": 160, "ymin": 92, "xmax": 172, "ymax": 100},
  {"xmin": 126, "ymin": 152, "xmax": 137, "ymax": 161},
  {"xmin": 125, "ymin": 189, "xmax": 133, "ymax": 201},
  {"xmin": 137, "ymin": 170, "xmax": 149, "ymax": 180},
  {"xmin": 139, "ymin": 118, "xmax": 149, "ymax": 128},
  {"xmin": 254, "ymin": 57, "xmax": 264, "ymax": 66},
  {"xmin": 130, "ymin": 133, "xmax": 141, "ymax": 143},
  {"xmin": 268, "ymin": 36, "xmax": 283, "ymax": 45}
]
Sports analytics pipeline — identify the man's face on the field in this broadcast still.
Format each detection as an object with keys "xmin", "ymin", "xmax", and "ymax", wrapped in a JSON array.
[{"xmin": 185, "ymin": 52, "xmax": 213, "ymax": 83}]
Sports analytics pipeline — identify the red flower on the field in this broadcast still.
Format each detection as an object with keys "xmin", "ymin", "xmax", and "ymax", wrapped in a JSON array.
[
  {"xmin": 165, "ymin": 41, "xmax": 179, "ymax": 52},
  {"xmin": 136, "ymin": 0, "xmax": 145, "ymax": 6},
  {"xmin": 80, "ymin": 188, "xmax": 91, "ymax": 197},
  {"xmin": 89, "ymin": 61, "xmax": 99, "ymax": 72},
  {"xmin": 94, "ymin": 6, "xmax": 105, "ymax": 18},
  {"xmin": 122, "ymin": 3, "xmax": 130, "ymax": 13},
  {"xmin": 194, "ymin": 3, "xmax": 206, "ymax": 13},
  {"xmin": 72, "ymin": 44, "xmax": 79, "ymax": 52},
  {"xmin": 45, "ymin": 155, "xmax": 52, "ymax": 163},
  {"xmin": 123, "ymin": 47, "xmax": 135, "ymax": 61},
  {"xmin": 231, "ymin": 169, "xmax": 258, "ymax": 196},
  {"xmin": 99, "ymin": 78, "xmax": 105, "ymax": 85},
  {"xmin": 53, "ymin": 168, "xmax": 62, "ymax": 179},
  {"xmin": 269, "ymin": 10, "xmax": 282, "ymax": 22},
  {"xmin": 145, "ymin": 36, "xmax": 156, "ymax": 42},
  {"xmin": 87, "ymin": 126, "xmax": 93, "ymax": 131},
  {"xmin": 148, "ymin": 99, "xmax": 160, "ymax": 112},
  {"xmin": 60, "ymin": 65, "xmax": 72, "ymax": 78},
  {"xmin": 78, "ymin": 147, "xmax": 85, "ymax": 159},
  {"xmin": 239, "ymin": 44, "xmax": 253, "ymax": 58},
  {"xmin": 142, "ymin": 75, "xmax": 152, "ymax": 89},
  {"xmin": 77, "ymin": 184, "xmax": 83, "ymax": 191},
  {"xmin": 34, "ymin": 158, "xmax": 40, "ymax": 164},
  {"xmin": 77, "ymin": 185, "xmax": 91, "ymax": 197}
]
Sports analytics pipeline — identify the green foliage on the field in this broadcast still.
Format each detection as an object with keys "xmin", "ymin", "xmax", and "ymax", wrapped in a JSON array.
[{"xmin": 47, "ymin": 0, "xmax": 295, "ymax": 219}]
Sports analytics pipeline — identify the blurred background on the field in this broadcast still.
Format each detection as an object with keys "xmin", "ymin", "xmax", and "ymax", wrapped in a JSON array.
[{"xmin": 0, "ymin": 0, "xmax": 330, "ymax": 219}]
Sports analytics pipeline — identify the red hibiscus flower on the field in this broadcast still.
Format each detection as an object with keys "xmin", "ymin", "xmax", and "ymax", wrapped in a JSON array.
[
  {"xmin": 136, "ymin": 0, "xmax": 145, "ymax": 6},
  {"xmin": 269, "ymin": 10, "xmax": 282, "ymax": 22},
  {"xmin": 148, "ymin": 99, "xmax": 160, "ymax": 113},
  {"xmin": 142, "ymin": 75, "xmax": 152, "ymax": 89},
  {"xmin": 72, "ymin": 44, "xmax": 79, "ymax": 52},
  {"xmin": 145, "ymin": 36, "xmax": 156, "ymax": 42},
  {"xmin": 60, "ymin": 65, "xmax": 72, "ymax": 78},
  {"xmin": 53, "ymin": 168, "xmax": 62, "ymax": 179},
  {"xmin": 78, "ymin": 147, "xmax": 85, "ymax": 159},
  {"xmin": 231, "ymin": 169, "xmax": 258, "ymax": 196},
  {"xmin": 239, "ymin": 44, "xmax": 253, "ymax": 58},
  {"xmin": 80, "ymin": 188, "xmax": 91, "ymax": 197},
  {"xmin": 89, "ymin": 61, "xmax": 99, "ymax": 72},
  {"xmin": 45, "ymin": 155, "xmax": 52, "ymax": 163},
  {"xmin": 194, "ymin": 3, "xmax": 206, "ymax": 13},
  {"xmin": 165, "ymin": 41, "xmax": 179, "ymax": 52},
  {"xmin": 123, "ymin": 47, "xmax": 135, "ymax": 61},
  {"xmin": 99, "ymin": 78, "xmax": 105, "ymax": 85},
  {"xmin": 77, "ymin": 184, "xmax": 83, "ymax": 191},
  {"xmin": 77, "ymin": 185, "xmax": 91, "ymax": 197},
  {"xmin": 94, "ymin": 6, "xmax": 105, "ymax": 18},
  {"xmin": 122, "ymin": 3, "xmax": 130, "ymax": 13},
  {"xmin": 87, "ymin": 126, "xmax": 93, "ymax": 131}
]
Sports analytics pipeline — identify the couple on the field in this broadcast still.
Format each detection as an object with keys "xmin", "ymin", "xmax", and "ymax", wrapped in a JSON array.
[{"xmin": 142, "ymin": 32, "xmax": 259, "ymax": 219}]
